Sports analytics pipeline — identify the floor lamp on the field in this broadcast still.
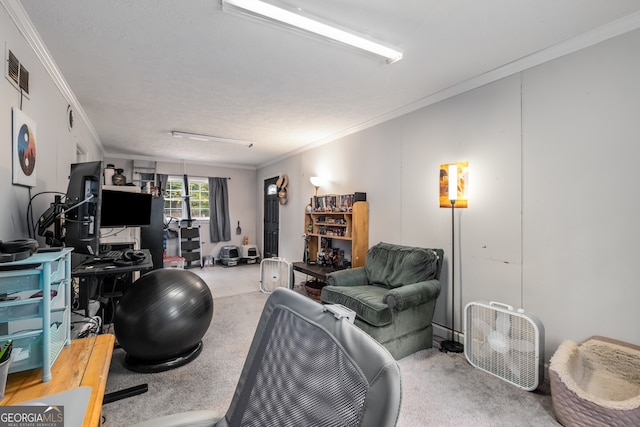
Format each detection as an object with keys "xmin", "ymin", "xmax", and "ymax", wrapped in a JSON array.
[{"xmin": 441, "ymin": 163, "xmax": 465, "ymax": 353}]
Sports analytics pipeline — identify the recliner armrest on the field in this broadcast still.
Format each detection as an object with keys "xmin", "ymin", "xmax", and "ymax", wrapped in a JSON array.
[
  {"xmin": 383, "ymin": 280, "xmax": 441, "ymax": 312},
  {"xmin": 326, "ymin": 267, "xmax": 368, "ymax": 287}
]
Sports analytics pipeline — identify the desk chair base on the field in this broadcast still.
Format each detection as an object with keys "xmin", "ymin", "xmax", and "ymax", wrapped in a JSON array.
[
  {"xmin": 103, "ymin": 383, "xmax": 149, "ymax": 404},
  {"xmin": 123, "ymin": 341, "xmax": 203, "ymax": 373}
]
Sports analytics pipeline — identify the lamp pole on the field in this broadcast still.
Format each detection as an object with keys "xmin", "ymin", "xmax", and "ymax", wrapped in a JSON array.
[{"xmin": 441, "ymin": 166, "xmax": 464, "ymax": 354}]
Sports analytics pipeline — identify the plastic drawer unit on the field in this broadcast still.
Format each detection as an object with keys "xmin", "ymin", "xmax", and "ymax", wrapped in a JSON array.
[{"xmin": 0, "ymin": 248, "xmax": 73, "ymax": 382}]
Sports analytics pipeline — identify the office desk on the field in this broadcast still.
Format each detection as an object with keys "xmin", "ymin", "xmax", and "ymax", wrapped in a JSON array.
[
  {"xmin": 72, "ymin": 249, "xmax": 153, "ymax": 316},
  {"xmin": 1, "ymin": 334, "xmax": 115, "ymax": 427},
  {"xmin": 71, "ymin": 249, "xmax": 153, "ymax": 277}
]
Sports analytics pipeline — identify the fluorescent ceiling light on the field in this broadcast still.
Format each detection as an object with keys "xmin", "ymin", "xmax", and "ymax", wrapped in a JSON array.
[
  {"xmin": 171, "ymin": 131, "xmax": 253, "ymax": 148},
  {"xmin": 222, "ymin": 0, "xmax": 403, "ymax": 64}
]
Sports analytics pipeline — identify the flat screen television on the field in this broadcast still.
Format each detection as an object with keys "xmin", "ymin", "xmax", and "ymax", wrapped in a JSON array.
[
  {"xmin": 100, "ymin": 189, "xmax": 153, "ymax": 228},
  {"xmin": 64, "ymin": 161, "xmax": 102, "ymax": 255}
]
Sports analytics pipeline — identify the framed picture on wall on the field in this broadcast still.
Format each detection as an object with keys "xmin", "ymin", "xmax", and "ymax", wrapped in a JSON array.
[{"xmin": 12, "ymin": 107, "xmax": 38, "ymax": 187}]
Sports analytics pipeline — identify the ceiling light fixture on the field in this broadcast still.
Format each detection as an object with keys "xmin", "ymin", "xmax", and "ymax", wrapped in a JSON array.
[
  {"xmin": 171, "ymin": 131, "xmax": 253, "ymax": 148},
  {"xmin": 221, "ymin": 0, "xmax": 403, "ymax": 64}
]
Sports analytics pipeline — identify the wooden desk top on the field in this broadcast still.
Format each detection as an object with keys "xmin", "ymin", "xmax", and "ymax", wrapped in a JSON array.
[{"xmin": 1, "ymin": 334, "xmax": 115, "ymax": 427}]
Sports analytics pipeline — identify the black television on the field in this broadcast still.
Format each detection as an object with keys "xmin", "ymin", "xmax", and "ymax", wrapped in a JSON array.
[
  {"xmin": 64, "ymin": 161, "xmax": 103, "ymax": 255},
  {"xmin": 100, "ymin": 189, "xmax": 153, "ymax": 228}
]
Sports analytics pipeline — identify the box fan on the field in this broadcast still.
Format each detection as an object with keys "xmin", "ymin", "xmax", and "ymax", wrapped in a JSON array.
[
  {"xmin": 259, "ymin": 258, "xmax": 293, "ymax": 293},
  {"xmin": 464, "ymin": 301, "xmax": 544, "ymax": 391}
]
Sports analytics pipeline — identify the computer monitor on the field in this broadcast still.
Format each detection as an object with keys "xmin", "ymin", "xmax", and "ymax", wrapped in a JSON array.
[
  {"xmin": 64, "ymin": 161, "xmax": 102, "ymax": 255},
  {"xmin": 100, "ymin": 189, "xmax": 152, "ymax": 228}
]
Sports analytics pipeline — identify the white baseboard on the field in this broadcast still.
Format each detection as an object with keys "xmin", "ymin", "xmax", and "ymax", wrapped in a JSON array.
[{"xmin": 433, "ymin": 322, "xmax": 464, "ymax": 345}]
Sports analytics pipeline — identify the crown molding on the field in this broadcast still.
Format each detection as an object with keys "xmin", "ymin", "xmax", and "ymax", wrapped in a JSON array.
[
  {"xmin": 2, "ymin": 0, "xmax": 103, "ymax": 150},
  {"xmin": 104, "ymin": 152, "xmax": 257, "ymax": 171}
]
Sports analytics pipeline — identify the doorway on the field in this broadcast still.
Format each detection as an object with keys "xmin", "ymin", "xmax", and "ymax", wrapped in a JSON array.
[{"xmin": 263, "ymin": 176, "xmax": 279, "ymax": 258}]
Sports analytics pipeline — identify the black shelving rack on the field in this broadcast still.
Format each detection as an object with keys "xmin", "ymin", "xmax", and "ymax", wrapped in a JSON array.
[{"xmin": 179, "ymin": 220, "xmax": 201, "ymax": 268}]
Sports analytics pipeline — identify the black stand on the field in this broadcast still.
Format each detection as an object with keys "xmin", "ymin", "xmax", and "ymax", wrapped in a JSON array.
[
  {"xmin": 103, "ymin": 384, "xmax": 149, "ymax": 404},
  {"xmin": 123, "ymin": 341, "xmax": 203, "ymax": 373},
  {"xmin": 441, "ymin": 200, "xmax": 464, "ymax": 353}
]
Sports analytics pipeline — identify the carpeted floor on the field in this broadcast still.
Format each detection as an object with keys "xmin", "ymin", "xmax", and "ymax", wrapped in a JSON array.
[
  {"xmin": 102, "ymin": 290, "xmax": 267, "ymax": 426},
  {"xmin": 101, "ymin": 285, "xmax": 559, "ymax": 426}
]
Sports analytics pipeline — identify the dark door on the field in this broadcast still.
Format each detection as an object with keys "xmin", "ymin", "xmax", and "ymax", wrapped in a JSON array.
[{"xmin": 263, "ymin": 177, "xmax": 279, "ymax": 258}]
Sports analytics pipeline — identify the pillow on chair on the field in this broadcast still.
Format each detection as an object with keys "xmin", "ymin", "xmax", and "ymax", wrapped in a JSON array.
[{"xmin": 365, "ymin": 242, "xmax": 439, "ymax": 288}]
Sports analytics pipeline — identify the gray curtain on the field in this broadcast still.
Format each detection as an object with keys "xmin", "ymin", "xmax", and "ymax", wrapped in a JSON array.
[
  {"xmin": 209, "ymin": 177, "xmax": 231, "ymax": 243},
  {"xmin": 156, "ymin": 174, "xmax": 168, "ymax": 197}
]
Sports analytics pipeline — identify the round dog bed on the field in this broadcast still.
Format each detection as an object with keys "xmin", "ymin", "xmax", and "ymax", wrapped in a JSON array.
[{"xmin": 549, "ymin": 336, "xmax": 640, "ymax": 426}]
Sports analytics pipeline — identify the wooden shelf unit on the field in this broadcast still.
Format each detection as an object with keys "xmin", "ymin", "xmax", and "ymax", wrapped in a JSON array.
[{"xmin": 304, "ymin": 201, "xmax": 368, "ymax": 268}]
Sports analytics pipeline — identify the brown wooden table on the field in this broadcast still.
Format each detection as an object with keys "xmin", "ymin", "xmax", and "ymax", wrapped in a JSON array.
[
  {"xmin": 1, "ymin": 334, "xmax": 115, "ymax": 427},
  {"xmin": 292, "ymin": 262, "xmax": 344, "ymax": 282}
]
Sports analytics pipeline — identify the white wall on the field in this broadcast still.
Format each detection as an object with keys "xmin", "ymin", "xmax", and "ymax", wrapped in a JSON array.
[
  {"xmin": 521, "ymin": 29, "xmax": 640, "ymax": 355},
  {"xmin": 401, "ymin": 75, "xmax": 524, "ymax": 337},
  {"xmin": 258, "ymin": 28, "xmax": 640, "ymax": 362},
  {"xmin": 1, "ymin": 4, "xmax": 102, "ymax": 244}
]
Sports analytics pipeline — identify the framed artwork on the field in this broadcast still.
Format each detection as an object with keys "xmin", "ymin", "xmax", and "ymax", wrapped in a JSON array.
[
  {"xmin": 12, "ymin": 108, "xmax": 37, "ymax": 187},
  {"xmin": 439, "ymin": 161, "xmax": 468, "ymax": 208}
]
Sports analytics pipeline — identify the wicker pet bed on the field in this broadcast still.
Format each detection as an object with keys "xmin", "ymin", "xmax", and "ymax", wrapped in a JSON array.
[{"xmin": 549, "ymin": 335, "xmax": 640, "ymax": 426}]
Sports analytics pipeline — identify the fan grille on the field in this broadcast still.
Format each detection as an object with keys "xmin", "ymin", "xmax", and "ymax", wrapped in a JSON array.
[
  {"xmin": 260, "ymin": 258, "xmax": 292, "ymax": 293},
  {"xmin": 464, "ymin": 302, "xmax": 543, "ymax": 391}
]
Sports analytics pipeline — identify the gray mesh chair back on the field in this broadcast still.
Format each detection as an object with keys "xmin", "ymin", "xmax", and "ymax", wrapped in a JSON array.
[
  {"xmin": 217, "ymin": 288, "xmax": 402, "ymax": 427},
  {"xmin": 132, "ymin": 288, "xmax": 402, "ymax": 427}
]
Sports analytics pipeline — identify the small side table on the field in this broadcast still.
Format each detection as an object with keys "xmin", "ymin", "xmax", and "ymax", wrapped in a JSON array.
[
  {"xmin": 292, "ymin": 262, "xmax": 345, "ymax": 301},
  {"xmin": 292, "ymin": 262, "xmax": 344, "ymax": 282}
]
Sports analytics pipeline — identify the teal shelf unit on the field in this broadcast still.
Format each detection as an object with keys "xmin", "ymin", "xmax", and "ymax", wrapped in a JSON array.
[{"xmin": 0, "ymin": 248, "xmax": 73, "ymax": 382}]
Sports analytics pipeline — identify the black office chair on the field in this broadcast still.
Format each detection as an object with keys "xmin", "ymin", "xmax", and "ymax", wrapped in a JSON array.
[{"xmin": 132, "ymin": 287, "xmax": 402, "ymax": 427}]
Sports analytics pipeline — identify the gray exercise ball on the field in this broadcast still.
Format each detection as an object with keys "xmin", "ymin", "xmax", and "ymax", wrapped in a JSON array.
[{"xmin": 114, "ymin": 268, "xmax": 213, "ymax": 372}]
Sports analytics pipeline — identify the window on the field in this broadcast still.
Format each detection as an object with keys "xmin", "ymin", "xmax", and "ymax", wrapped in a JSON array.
[
  {"xmin": 163, "ymin": 176, "xmax": 209, "ymax": 219},
  {"xmin": 188, "ymin": 179, "xmax": 210, "ymax": 219}
]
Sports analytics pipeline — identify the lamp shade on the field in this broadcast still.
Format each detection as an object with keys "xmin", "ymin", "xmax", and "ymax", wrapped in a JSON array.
[
  {"xmin": 440, "ymin": 162, "xmax": 468, "ymax": 208},
  {"xmin": 310, "ymin": 176, "xmax": 324, "ymax": 187},
  {"xmin": 448, "ymin": 164, "xmax": 458, "ymax": 201}
]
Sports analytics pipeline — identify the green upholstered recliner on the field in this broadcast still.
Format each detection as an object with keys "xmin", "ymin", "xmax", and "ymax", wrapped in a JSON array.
[{"xmin": 321, "ymin": 242, "xmax": 443, "ymax": 360}]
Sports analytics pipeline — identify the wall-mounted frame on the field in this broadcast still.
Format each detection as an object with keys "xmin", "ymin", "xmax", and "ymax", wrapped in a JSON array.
[{"xmin": 12, "ymin": 107, "xmax": 37, "ymax": 187}]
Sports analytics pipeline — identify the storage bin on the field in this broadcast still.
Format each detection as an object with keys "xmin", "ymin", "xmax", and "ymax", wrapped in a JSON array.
[
  {"xmin": 2, "ymin": 307, "xmax": 68, "ymax": 376},
  {"xmin": 0, "ymin": 284, "xmax": 62, "ymax": 321},
  {"xmin": 163, "ymin": 256, "xmax": 185, "ymax": 269},
  {"xmin": 0, "ymin": 248, "xmax": 72, "ymax": 382}
]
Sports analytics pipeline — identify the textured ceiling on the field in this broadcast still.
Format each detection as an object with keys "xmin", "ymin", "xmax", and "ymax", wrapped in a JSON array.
[{"xmin": 17, "ymin": 0, "xmax": 640, "ymax": 168}]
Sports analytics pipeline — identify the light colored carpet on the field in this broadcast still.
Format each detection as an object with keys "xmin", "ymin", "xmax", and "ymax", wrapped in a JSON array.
[
  {"xmin": 102, "ymin": 290, "xmax": 267, "ymax": 426},
  {"xmin": 101, "ymin": 266, "xmax": 559, "ymax": 426}
]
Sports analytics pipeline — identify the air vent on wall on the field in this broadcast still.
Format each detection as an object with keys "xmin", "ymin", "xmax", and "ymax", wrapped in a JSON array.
[
  {"xmin": 5, "ymin": 49, "xmax": 30, "ymax": 96},
  {"xmin": 19, "ymin": 63, "xmax": 29, "ymax": 94}
]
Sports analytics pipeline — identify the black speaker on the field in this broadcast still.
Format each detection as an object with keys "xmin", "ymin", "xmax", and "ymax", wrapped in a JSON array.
[
  {"xmin": 354, "ymin": 192, "xmax": 367, "ymax": 202},
  {"xmin": 140, "ymin": 197, "xmax": 165, "ymax": 270}
]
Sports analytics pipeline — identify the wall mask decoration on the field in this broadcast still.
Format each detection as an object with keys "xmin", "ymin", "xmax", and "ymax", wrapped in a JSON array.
[
  {"xmin": 276, "ymin": 174, "xmax": 289, "ymax": 205},
  {"xmin": 12, "ymin": 108, "xmax": 38, "ymax": 187}
]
